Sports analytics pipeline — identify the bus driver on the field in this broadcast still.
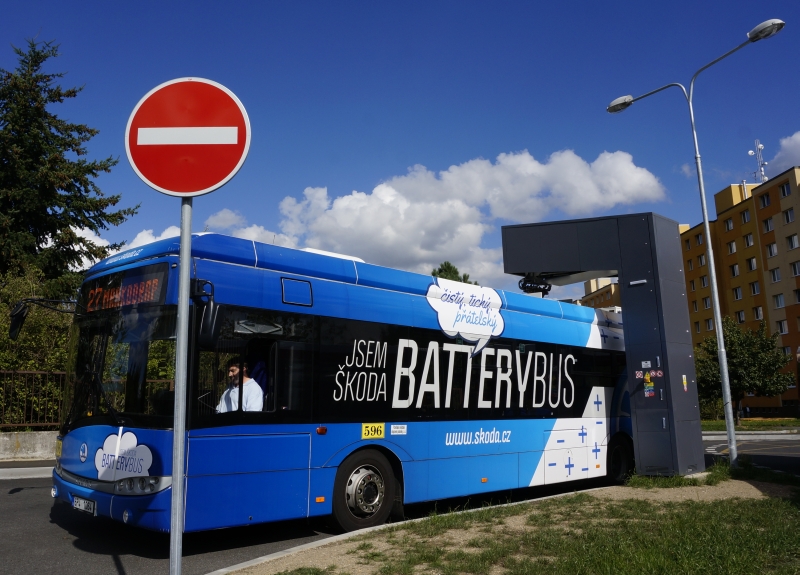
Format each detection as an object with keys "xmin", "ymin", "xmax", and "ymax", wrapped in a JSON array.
[{"xmin": 217, "ymin": 359, "xmax": 264, "ymax": 413}]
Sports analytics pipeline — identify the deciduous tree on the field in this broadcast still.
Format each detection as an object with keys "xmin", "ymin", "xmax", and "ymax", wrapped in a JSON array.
[
  {"xmin": 695, "ymin": 316, "xmax": 793, "ymax": 422},
  {"xmin": 432, "ymin": 261, "xmax": 478, "ymax": 285}
]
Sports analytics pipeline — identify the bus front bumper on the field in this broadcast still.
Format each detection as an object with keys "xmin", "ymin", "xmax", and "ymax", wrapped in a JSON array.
[{"xmin": 52, "ymin": 469, "xmax": 172, "ymax": 532}]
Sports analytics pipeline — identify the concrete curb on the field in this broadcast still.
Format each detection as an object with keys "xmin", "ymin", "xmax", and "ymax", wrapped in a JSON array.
[
  {"xmin": 703, "ymin": 432, "xmax": 800, "ymax": 441},
  {"xmin": 0, "ymin": 467, "xmax": 53, "ymax": 480},
  {"xmin": 204, "ymin": 486, "xmax": 611, "ymax": 575}
]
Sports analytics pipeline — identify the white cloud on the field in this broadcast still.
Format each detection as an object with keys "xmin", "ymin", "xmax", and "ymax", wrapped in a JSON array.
[
  {"xmin": 70, "ymin": 227, "xmax": 112, "ymax": 270},
  {"xmin": 205, "ymin": 148, "xmax": 663, "ymax": 287},
  {"xmin": 680, "ymin": 163, "xmax": 694, "ymax": 178},
  {"xmin": 769, "ymin": 131, "xmax": 800, "ymax": 176},
  {"xmin": 127, "ymin": 226, "xmax": 181, "ymax": 249},
  {"xmin": 204, "ymin": 208, "xmax": 245, "ymax": 230}
]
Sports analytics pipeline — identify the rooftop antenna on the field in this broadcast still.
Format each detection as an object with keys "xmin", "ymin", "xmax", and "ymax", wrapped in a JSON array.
[{"xmin": 748, "ymin": 140, "xmax": 768, "ymax": 183}]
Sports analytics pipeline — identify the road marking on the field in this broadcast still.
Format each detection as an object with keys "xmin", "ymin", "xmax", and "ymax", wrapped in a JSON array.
[{"xmin": 137, "ymin": 126, "xmax": 238, "ymax": 145}]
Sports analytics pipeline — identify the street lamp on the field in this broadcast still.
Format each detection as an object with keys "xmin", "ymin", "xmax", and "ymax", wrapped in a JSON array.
[{"xmin": 607, "ymin": 19, "xmax": 785, "ymax": 468}]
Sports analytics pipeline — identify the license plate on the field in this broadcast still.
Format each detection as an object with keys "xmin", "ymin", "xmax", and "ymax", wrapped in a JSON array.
[{"xmin": 72, "ymin": 496, "xmax": 96, "ymax": 515}]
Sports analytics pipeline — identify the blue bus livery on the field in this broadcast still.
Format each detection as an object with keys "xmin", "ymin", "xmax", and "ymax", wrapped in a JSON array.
[{"xmin": 51, "ymin": 233, "xmax": 631, "ymax": 532}]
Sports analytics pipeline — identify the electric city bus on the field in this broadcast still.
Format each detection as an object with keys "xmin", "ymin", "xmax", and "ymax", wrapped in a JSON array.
[{"xmin": 49, "ymin": 233, "xmax": 632, "ymax": 532}]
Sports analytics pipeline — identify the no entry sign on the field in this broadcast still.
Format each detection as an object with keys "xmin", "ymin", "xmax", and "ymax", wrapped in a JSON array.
[{"xmin": 125, "ymin": 78, "xmax": 251, "ymax": 196}]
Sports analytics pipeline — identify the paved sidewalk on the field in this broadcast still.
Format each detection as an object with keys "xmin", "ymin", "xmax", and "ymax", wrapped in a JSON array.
[
  {"xmin": 703, "ymin": 429, "xmax": 800, "ymax": 441},
  {"xmin": 0, "ymin": 459, "xmax": 54, "ymax": 480}
]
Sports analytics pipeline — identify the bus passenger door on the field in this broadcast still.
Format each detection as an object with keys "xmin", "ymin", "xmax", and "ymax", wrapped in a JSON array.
[{"xmin": 184, "ymin": 431, "xmax": 310, "ymax": 531}]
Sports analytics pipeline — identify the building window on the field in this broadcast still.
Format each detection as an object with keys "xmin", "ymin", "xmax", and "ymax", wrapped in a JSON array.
[
  {"xmin": 750, "ymin": 281, "xmax": 760, "ymax": 295},
  {"xmin": 692, "ymin": 300, "xmax": 698, "ymax": 312},
  {"xmin": 764, "ymin": 217, "xmax": 774, "ymax": 232},
  {"xmin": 736, "ymin": 310, "xmax": 746, "ymax": 324},
  {"xmin": 784, "ymin": 346, "xmax": 793, "ymax": 357},
  {"xmin": 698, "ymin": 254, "xmax": 706, "ymax": 266},
  {"xmin": 687, "ymin": 259, "xmax": 694, "ymax": 271},
  {"xmin": 706, "ymin": 318, "xmax": 714, "ymax": 331},
  {"xmin": 747, "ymin": 257, "xmax": 757, "ymax": 271},
  {"xmin": 777, "ymin": 319, "xmax": 788, "ymax": 334},
  {"xmin": 690, "ymin": 280, "xmax": 696, "ymax": 291},
  {"xmin": 701, "ymin": 275, "xmax": 708, "ymax": 288},
  {"xmin": 703, "ymin": 296, "xmax": 711, "ymax": 309},
  {"xmin": 781, "ymin": 182, "xmax": 791, "ymax": 198},
  {"xmin": 788, "ymin": 235, "xmax": 799, "ymax": 250},
  {"xmin": 742, "ymin": 209, "xmax": 751, "ymax": 224},
  {"xmin": 695, "ymin": 321, "xmax": 700, "ymax": 333},
  {"xmin": 760, "ymin": 193, "xmax": 771, "ymax": 208},
  {"xmin": 744, "ymin": 233, "xmax": 754, "ymax": 247},
  {"xmin": 730, "ymin": 263, "xmax": 740, "ymax": 277},
  {"xmin": 685, "ymin": 238, "xmax": 691, "ymax": 251},
  {"xmin": 774, "ymin": 293, "xmax": 785, "ymax": 309},
  {"xmin": 753, "ymin": 306, "xmax": 763, "ymax": 320},
  {"xmin": 785, "ymin": 208, "xmax": 795, "ymax": 224},
  {"xmin": 732, "ymin": 287, "xmax": 742, "ymax": 301},
  {"xmin": 727, "ymin": 240, "xmax": 737, "ymax": 254},
  {"xmin": 695, "ymin": 233, "xmax": 703, "ymax": 246},
  {"xmin": 792, "ymin": 262, "xmax": 800, "ymax": 277},
  {"xmin": 767, "ymin": 242, "xmax": 778, "ymax": 257},
  {"xmin": 771, "ymin": 268, "xmax": 782, "ymax": 283},
  {"xmin": 724, "ymin": 218, "xmax": 734, "ymax": 231}
]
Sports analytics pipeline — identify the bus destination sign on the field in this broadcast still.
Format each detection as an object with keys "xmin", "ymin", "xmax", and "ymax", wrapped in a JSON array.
[{"xmin": 80, "ymin": 264, "xmax": 168, "ymax": 313}]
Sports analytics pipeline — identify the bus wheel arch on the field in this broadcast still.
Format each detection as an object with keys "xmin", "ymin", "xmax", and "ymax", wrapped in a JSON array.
[
  {"xmin": 606, "ymin": 433, "xmax": 634, "ymax": 484},
  {"xmin": 332, "ymin": 447, "xmax": 402, "ymax": 531}
]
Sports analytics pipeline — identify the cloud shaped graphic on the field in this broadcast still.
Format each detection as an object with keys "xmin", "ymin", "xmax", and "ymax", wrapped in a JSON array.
[
  {"xmin": 426, "ymin": 278, "xmax": 505, "ymax": 354},
  {"xmin": 94, "ymin": 431, "xmax": 153, "ymax": 481}
]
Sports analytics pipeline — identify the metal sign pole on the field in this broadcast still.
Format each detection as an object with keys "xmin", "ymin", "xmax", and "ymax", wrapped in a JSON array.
[{"xmin": 169, "ymin": 197, "xmax": 192, "ymax": 575}]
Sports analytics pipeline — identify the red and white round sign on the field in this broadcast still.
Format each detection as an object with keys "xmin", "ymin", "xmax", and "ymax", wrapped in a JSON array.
[{"xmin": 125, "ymin": 78, "xmax": 251, "ymax": 196}]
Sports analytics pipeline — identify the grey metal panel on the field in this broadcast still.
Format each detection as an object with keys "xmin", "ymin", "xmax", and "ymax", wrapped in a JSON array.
[
  {"xmin": 653, "ymin": 216, "xmax": 686, "ymax": 284},
  {"xmin": 636, "ymin": 409, "xmax": 670, "ymax": 432},
  {"xmin": 675, "ymin": 419, "xmax": 704, "ymax": 474},
  {"xmin": 659, "ymin": 278, "xmax": 694, "ymax": 345},
  {"xmin": 502, "ymin": 223, "xmax": 581, "ymax": 275},
  {"xmin": 500, "ymin": 212, "xmax": 705, "ymax": 476},
  {"xmin": 576, "ymin": 219, "xmax": 622, "ymax": 272},
  {"xmin": 636, "ymin": 431, "xmax": 674, "ymax": 474}
]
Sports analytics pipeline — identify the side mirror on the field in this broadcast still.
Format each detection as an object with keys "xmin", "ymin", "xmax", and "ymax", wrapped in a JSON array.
[
  {"xmin": 192, "ymin": 279, "xmax": 222, "ymax": 348},
  {"xmin": 9, "ymin": 302, "xmax": 30, "ymax": 341}
]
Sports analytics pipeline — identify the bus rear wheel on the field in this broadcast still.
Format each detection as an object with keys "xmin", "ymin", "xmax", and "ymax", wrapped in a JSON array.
[
  {"xmin": 607, "ymin": 436, "xmax": 633, "ymax": 484},
  {"xmin": 333, "ymin": 450, "xmax": 396, "ymax": 532}
]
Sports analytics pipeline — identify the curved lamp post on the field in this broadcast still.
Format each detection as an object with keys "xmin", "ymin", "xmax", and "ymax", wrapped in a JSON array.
[{"xmin": 607, "ymin": 19, "xmax": 785, "ymax": 468}]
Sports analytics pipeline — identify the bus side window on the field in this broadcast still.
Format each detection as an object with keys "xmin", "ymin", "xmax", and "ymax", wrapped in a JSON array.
[{"xmin": 265, "ymin": 340, "xmax": 312, "ymax": 417}]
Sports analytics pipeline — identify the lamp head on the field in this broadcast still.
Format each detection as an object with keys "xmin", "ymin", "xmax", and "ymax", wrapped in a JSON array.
[
  {"xmin": 607, "ymin": 95, "xmax": 633, "ymax": 114},
  {"xmin": 748, "ymin": 150, "xmax": 755, "ymax": 156},
  {"xmin": 747, "ymin": 19, "xmax": 785, "ymax": 42}
]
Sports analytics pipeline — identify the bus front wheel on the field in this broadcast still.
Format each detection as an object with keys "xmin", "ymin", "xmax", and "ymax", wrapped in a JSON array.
[{"xmin": 333, "ymin": 449, "xmax": 396, "ymax": 532}]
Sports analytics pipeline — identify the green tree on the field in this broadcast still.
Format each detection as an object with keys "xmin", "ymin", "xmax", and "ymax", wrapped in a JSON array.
[
  {"xmin": 695, "ymin": 316, "xmax": 793, "ymax": 423},
  {"xmin": 432, "ymin": 261, "xmax": 478, "ymax": 285},
  {"xmin": 0, "ymin": 40, "xmax": 137, "ymax": 297},
  {"xmin": 0, "ymin": 268, "xmax": 72, "ymax": 372}
]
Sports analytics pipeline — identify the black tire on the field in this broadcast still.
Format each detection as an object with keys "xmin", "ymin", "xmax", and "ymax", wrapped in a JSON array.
[
  {"xmin": 607, "ymin": 436, "xmax": 633, "ymax": 484},
  {"xmin": 332, "ymin": 449, "xmax": 396, "ymax": 532}
]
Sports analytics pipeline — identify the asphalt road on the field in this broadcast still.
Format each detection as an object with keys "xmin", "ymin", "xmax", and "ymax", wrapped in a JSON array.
[
  {"xmin": 0, "ymin": 473, "xmax": 616, "ymax": 575},
  {"xmin": 703, "ymin": 437, "xmax": 800, "ymax": 474},
  {"xmin": 3, "ymin": 441, "xmax": 796, "ymax": 575}
]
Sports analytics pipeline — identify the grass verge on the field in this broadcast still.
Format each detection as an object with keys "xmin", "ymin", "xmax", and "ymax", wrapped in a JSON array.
[
  {"xmin": 702, "ymin": 418, "xmax": 800, "ymax": 431},
  {"xmin": 276, "ymin": 491, "xmax": 800, "ymax": 575}
]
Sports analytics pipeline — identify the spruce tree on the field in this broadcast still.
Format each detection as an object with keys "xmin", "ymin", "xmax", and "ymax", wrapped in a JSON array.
[{"xmin": 0, "ymin": 40, "xmax": 137, "ymax": 297}]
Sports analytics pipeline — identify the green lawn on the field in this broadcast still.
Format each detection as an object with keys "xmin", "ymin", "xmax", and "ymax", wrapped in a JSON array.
[
  {"xmin": 702, "ymin": 418, "xmax": 800, "ymax": 431},
  {"xmin": 276, "ymin": 464, "xmax": 800, "ymax": 575}
]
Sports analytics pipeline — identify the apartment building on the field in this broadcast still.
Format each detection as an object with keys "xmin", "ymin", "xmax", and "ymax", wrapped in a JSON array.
[
  {"xmin": 579, "ymin": 278, "xmax": 621, "ymax": 309},
  {"xmin": 680, "ymin": 168, "xmax": 800, "ymax": 416}
]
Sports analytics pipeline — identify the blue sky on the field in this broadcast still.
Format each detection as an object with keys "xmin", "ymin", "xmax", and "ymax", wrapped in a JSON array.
[{"xmin": 4, "ymin": 1, "xmax": 798, "ymax": 294}]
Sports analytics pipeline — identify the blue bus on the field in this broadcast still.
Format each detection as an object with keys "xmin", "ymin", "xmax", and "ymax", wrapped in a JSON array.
[{"xmin": 51, "ymin": 233, "xmax": 632, "ymax": 532}]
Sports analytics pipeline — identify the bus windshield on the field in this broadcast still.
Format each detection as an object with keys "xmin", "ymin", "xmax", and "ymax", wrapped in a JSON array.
[{"xmin": 63, "ymin": 305, "xmax": 178, "ymax": 432}]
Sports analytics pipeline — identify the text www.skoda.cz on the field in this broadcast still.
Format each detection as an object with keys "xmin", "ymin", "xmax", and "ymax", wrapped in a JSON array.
[{"xmin": 445, "ymin": 428, "xmax": 511, "ymax": 446}]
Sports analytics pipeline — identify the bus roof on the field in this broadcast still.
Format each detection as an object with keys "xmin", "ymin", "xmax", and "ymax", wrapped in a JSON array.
[{"xmin": 85, "ymin": 233, "xmax": 605, "ymax": 325}]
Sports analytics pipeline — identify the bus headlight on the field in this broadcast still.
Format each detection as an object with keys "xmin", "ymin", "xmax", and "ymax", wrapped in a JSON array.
[{"xmin": 115, "ymin": 476, "xmax": 167, "ymax": 495}]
